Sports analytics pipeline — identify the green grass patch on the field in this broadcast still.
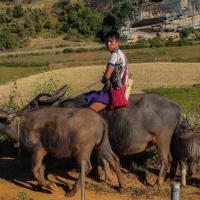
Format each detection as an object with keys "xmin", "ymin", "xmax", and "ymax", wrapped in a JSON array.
[
  {"xmin": 0, "ymin": 66, "xmax": 42, "ymax": 85},
  {"xmin": 144, "ymin": 87, "xmax": 200, "ymax": 113},
  {"xmin": 144, "ymin": 87, "xmax": 200, "ymax": 130}
]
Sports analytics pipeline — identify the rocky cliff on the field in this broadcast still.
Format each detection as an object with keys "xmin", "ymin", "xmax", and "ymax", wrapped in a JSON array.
[{"xmin": 84, "ymin": 0, "xmax": 200, "ymax": 21}]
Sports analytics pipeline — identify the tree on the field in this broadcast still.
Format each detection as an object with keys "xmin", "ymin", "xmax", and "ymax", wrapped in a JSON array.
[
  {"xmin": 99, "ymin": 0, "xmax": 132, "ymax": 40},
  {"xmin": 54, "ymin": 0, "xmax": 102, "ymax": 37}
]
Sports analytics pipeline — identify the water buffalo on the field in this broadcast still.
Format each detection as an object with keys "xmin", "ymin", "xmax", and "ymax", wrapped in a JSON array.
[
  {"xmin": 170, "ymin": 123, "xmax": 200, "ymax": 186},
  {"xmin": 23, "ymin": 87, "xmax": 180, "ymax": 186},
  {"xmin": 0, "ymin": 107, "xmax": 124, "ymax": 196}
]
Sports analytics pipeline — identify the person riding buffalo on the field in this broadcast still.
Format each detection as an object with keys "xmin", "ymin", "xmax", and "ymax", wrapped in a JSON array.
[{"xmin": 85, "ymin": 31, "xmax": 128, "ymax": 112}]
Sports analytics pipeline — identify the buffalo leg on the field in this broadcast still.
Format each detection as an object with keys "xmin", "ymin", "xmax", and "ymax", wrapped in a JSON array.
[
  {"xmin": 102, "ymin": 159, "xmax": 112, "ymax": 182},
  {"xmin": 67, "ymin": 154, "xmax": 92, "ymax": 196},
  {"xmin": 180, "ymin": 160, "xmax": 187, "ymax": 186},
  {"xmin": 156, "ymin": 135, "xmax": 171, "ymax": 186},
  {"xmin": 97, "ymin": 158, "xmax": 112, "ymax": 182},
  {"xmin": 187, "ymin": 159, "xmax": 193, "ymax": 178},
  {"xmin": 104, "ymin": 152, "xmax": 124, "ymax": 190},
  {"xmin": 32, "ymin": 146, "xmax": 57, "ymax": 191},
  {"xmin": 108, "ymin": 161, "xmax": 124, "ymax": 191},
  {"xmin": 169, "ymin": 158, "xmax": 178, "ymax": 182}
]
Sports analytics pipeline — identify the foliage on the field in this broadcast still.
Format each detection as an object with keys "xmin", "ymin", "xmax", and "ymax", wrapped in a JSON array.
[
  {"xmin": 165, "ymin": 37, "xmax": 174, "ymax": 47},
  {"xmin": 120, "ymin": 34, "xmax": 128, "ymax": 42},
  {"xmin": 0, "ymin": 65, "xmax": 70, "ymax": 110},
  {"xmin": 0, "ymin": 30, "xmax": 18, "ymax": 50},
  {"xmin": 99, "ymin": 0, "xmax": 132, "ymax": 40},
  {"xmin": 54, "ymin": 0, "xmax": 102, "ymax": 37},
  {"xmin": 33, "ymin": 64, "xmax": 68, "ymax": 95},
  {"xmin": 177, "ymin": 38, "xmax": 193, "ymax": 46},
  {"xmin": 181, "ymin": 27, "xmax": 195, "ymax": 38},
  {"xmin": 17, "ymin": 191, "xmax": 32, "ymax": 200},
  {"xmin": 0, "ymin": 81, "xmax": 21, "ymax": 110},
  {"xmin": 13, "ymin": 5, "xmax": 24, "ymax": 18},
  {"xmin": 0, "ymin": 5, "xmax": 56, "ymax": 49},
  {"xmin": 148, "ymin": 37, "xmax": 165, "ymax": 48}
]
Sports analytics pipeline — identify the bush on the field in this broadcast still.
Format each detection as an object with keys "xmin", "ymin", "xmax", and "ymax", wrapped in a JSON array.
[
  {"xmin": 177, "ymin": 38, "xmax": 193, "ymax": 46},
  {"xmin": 13, "ymin": 5, "xmax": 24, "ymax": 18},
  {"xmin": 0, "ymin": 6, "xmax": 54, "ymax": 48},
  {"xmin": 136, "ymin": 38, "xmax": 150, "ymax": 48},
  {"xmin": 63, "ymin": 48, "xmax": 74, "ymax": 53},
  {"xmin": 181, "ymin": 27, "xmax": 195, "ymax": 38},
  {"xmin": 0, "ymin": 31, "xmax": 17, "ymax": 50},
  {"xmin": 148, "ymin": 38, "xmax": 165, "ymax": 48},
  {"xmin": 54, "ymin": 0, "xmax": 102, "ymax": 37},
  {"xmin": 165, "ymin": 37, "xmax": 175, "ymax": 47},
  {"xmin": 120, "ymin": 34, "xmax": 128, "ymax": 42}
]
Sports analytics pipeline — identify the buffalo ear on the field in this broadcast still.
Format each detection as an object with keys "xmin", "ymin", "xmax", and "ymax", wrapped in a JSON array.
[
  {"xmin": 0, "ymin": 110, "xmax": 8, "ymax": 119},
  {"xmin": 0, "ymin": 109, "xmax": 16, "ymax": 123}
]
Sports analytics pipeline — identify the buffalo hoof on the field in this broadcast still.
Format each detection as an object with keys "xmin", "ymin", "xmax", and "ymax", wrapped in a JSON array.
[
  {"xmin": 164, "ymin": 178, "xmax": 172, "ymax": 185},
  {"xmin": 158, "ymin": 182, "xmax": 164, "ymax": 187},
  {"xmin": 181, "ymin": 183, "xmax": 187, "ymax": 188},
  {"xmin": 65, "ymin": 190, "xmax": 76, "ymax": 197},
  {"xmin": 105, "ymin": 176, "xmax": 112, "ymax": 184},
  {"xmin": 118, "ymin": 185, "xmax": 125, "ymax": 193},
  {"xmin": 48, "ymin": 183, "xmax": 58, "ymax": 191},
  {"xmin": 146, "ymin": 172, "xmax": 157, "ymax": 186}
]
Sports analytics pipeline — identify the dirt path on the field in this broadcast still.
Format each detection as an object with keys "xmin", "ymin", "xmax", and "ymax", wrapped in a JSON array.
[
  {"xmin": 0, "ymin": 62, "xmax": 200, "ymax": 104},
  {"xmin": 0, "ymin": 155, "xmax": 199, "ymax": 200}
]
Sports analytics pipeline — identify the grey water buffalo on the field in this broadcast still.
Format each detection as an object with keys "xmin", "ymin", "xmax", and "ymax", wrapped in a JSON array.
[
  {"xmin": 170, "ymin": 123, "xmax": 200, "ymax": 186},
  {"xmin": 23, "ymin": 87, "xmax": 181, "ymax": 186},
  {"xmin": 0, "ymin": 107, "xmax": 124, "ymax": 196}
]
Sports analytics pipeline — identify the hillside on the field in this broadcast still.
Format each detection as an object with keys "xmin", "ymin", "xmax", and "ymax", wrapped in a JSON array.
[{"xmin": 0, "ymin": 0, "xmax": 200, "ymax": 50}]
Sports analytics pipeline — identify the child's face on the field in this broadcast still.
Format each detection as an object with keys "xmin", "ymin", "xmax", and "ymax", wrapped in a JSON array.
[{"xmin": 105, "ymin": 37, "xmax": 119, "ymax": 52}]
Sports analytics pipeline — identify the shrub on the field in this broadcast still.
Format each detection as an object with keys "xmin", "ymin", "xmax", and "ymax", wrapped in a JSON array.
[
  {"xmin": 13, "ymin": 5, "xmax": 24, "ymax": 18},
  {"xmin": 33, "ymin": 65, "xmax": 68, "ymax": 95},
  {"xmin": 0, "ymin": 6, "xmax": 54, "ymax": 48},
  {"xmin": 63, "ymin": 48, "xmax": 74, "ymax": 53},
  {"xmin": 148, "ymin": 38, "xmax": 165, "ymax": 48},
  {"xmin": 177, "ymin": 38, "xmax": 193, "ymax": 46},
  {"xmin": 165, "ymin": 37, "xmax": 175, "ymax": 47},
  {"xmin": 181, "ymin": 27, "xmax": 195, "ymax": 38},
  {"xmin": 0, "ymin": 31, "xmax": 17, "ymax": 50},
  {"xmin": 54, "ymin": 0, "xmax": 102, "ymax": 37},
  {"xmin": 120, "ymin": 34, "xmax": 128, "ymax": 42}
]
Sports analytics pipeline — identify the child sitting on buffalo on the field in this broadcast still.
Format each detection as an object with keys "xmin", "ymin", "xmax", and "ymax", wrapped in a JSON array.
[{"xmin": 85, "ymin": 31, "xmax": 128, "ymax": 112}]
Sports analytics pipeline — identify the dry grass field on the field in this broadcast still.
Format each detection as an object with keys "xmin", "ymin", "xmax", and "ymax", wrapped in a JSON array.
[{"xmin": 0, "ymin": 62, "xmax": 199, "ymax": 104}]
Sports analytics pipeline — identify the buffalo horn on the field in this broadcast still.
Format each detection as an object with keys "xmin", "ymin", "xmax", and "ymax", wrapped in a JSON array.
[{"xmin": 38, "ymin": 85, "xmax": 68, "ymax": 103}]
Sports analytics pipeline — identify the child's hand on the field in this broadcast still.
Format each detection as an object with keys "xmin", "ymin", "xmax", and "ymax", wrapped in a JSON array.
[{"xmin": 101, "ymin": 76, "xmax": 106, "ymax": 84}]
